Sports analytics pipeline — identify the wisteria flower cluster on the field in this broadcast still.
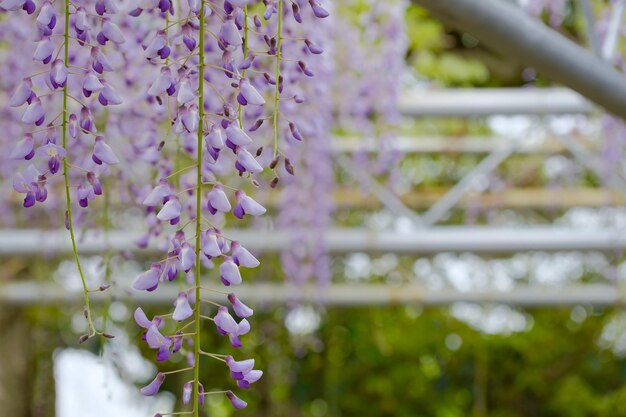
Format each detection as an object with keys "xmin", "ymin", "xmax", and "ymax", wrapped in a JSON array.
[{"xmin": 2, "ymin": 0, "xmax": 329, "ymax": 414}]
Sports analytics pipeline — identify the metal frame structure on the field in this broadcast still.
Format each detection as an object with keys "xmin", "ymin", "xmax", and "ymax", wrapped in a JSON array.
[{"xmin": 2, "ymin": 1, "xmax": 626, "ymax": 307}]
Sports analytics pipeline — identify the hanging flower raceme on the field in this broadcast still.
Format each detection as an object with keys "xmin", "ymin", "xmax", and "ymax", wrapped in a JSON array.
[{"xmin": 7, "ymin": 0, "xmax": 323, "ymax": 411}]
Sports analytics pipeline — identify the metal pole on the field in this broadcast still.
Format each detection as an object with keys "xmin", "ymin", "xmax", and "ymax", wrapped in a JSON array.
[
  {"xmin": 1, "ymin": 281, "xmax": 624, "ymax": 307},
  {"xmin": 3, "ymin": 228, "xmax": 626, "ymax": 254},
  {"xmin": 398, "ymin": 88, "xmax": 593, "ymax": 117},
  {"xmin": 420, "ymin": 144, "xmax": 517, "ymax": 226},
  {"xmin": 412, "ymin": 0, "xmax": 626, "ymax": 119}
]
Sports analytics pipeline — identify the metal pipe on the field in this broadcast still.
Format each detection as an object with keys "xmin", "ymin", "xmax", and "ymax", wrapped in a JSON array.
[
  {"xmin": 398, "ymin": 88, "xmax": 593, "ymax": 117},
  {"xmin": 1, "ymin": 281, "xmax": 624, "ymax": 307},
  {"xmin": 412, "ymin": 0, "xmax": 626, "ymax": 119},
  {"xmin": 3, "ymin": 227, "xmax": 626, "ymax": 255}
]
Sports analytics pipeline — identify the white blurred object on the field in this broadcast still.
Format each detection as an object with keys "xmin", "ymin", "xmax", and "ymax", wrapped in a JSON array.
[{"xmin": 55, "ymin": 349, "xmax": 174, "ymax": 417}]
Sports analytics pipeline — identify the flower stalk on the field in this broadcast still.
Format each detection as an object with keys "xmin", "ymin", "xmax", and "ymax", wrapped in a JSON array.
[
  {"xmin": 193, "ymin": 1, "xmax": 205, "ymax": 415},
  {"xmin": 61, "ymin": 0, "xmax": 96, "ymax": 338},
  {"xmin": 273, "ymin": 0, "xmax": 283, "ymax": 158}
]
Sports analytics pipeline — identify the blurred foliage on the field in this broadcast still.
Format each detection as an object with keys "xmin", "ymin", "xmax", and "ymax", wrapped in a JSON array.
[{"xmin": 119, "ymin": 304, "xmax": 626, "ymax": 417}]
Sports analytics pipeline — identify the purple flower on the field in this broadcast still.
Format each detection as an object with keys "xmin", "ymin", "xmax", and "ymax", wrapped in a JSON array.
[
  {"xmin": 90, "ymin": 47, "xmax": 113, "ymax": 73},
  {"xmin": 172, "ymin": 331, "xmax": 183, "ymax": 353},
  {"xmin": 231, "ymin": 241, "xmax": 259, "ymax": 268},
  {"xmin": 289, "ymin": 121, "xmax": 304, "ymax": 141},
  {"xmin": 140, "ymin": 373, "xmax": 165, "ymax": 396},
  {"xmin": 236, "ymin": 369, "xmax": 263, "ymax": 389},
  {"xmin": 181, "ymin": 24, "xmax": 196, "ymax": 51},
  {"xmin": 10, "ymin": 133, "xmax": 35, "ymax": 160},
  {"xmin": 87, "ymin": 172, "xmax": 103, "ymax": 195},
  {"xmin": 10, "ymin": 78, "xmax": 33, "ymax": 107},
  {"xmin": 144, "ymin": 31, "xmax": 169, "ymax": 59},
  {"xmin": 33, "ymin": 37, "xmax": 54, "ymax": 63},
  {"xmin": 201, "ymin": 229, "xmax": 222, "ymax": 257},
  {"xmin": 182, "ymin": 382, "xmax": 192, "ymax": 405},
  {"xmin": 68, "ymin": 114, "xmax": 78, "ymax": 135},
  {"xmin": 214, "ymin": 306, "xmax": 238, "ymax": 335},
  {"xmin": 12, "ymin": 165, "xmax": 42, "ymax": 207},
  {"xmin": 157, "ymin": 198, "xmax": 182, "ymax": 224},
  {"xmin": 219, "ymin": 18, "xmax": 242, "ymax": 50},
  {"xmin": 198, "ymin": 382, "xmax": 205, "ymax": 405},
  {"xmin": 133, "ymin": 263, "xmax": 162, "ymax": 291},
  {"xmin": 179, "ymin": 244, "xmax": 195, "ymax": 272},
  {"xmin": 220, "ymin": 257, "xmax": 242, "ymax": 286},
  {"xmin": 227, "ymin": 293, "xmax": 253, "ymax": 318},
  {"xmin": 225, "ymin": 125, "xmax": 252, "ymax": 146},
  {"xmin": 177, "ymin": 78, "xmax": 195, "ymax": 105},
  {"xmin": 146, "ymin": 324, "xmax": 172, "ymax": 351},
  {"xmin": 207, "ymin": 184, "xmax": 231, "ymax": 214},
  {"xmin": 36, "ymin": 1, "xmax": 56, "ymax": 30},
  {"xmin": 80, "ymin": 107, "xmax": 95, "ymax": 132},
  {"xmin": 22, "ymin": 97, "xmax": 45, "ymax": 125},
  {"xmin": 305, "ymin": 39, "xmax": 324, "ymax": 54},
  {"xmin": 92, "ymin": 136, "xmax": 120, "ymax": 165},
  {"xmin": 308, "ymin": 0, "xmax": 329, "ymax": 18},
  {"xmin": 233, "ymin": 191, "xmax": 266, "ymax": 219},
  {"xmin": 148, "ymin": 67, "xmax": 175, "ymax": 96},
  {"xmin": 35, "ymin": 143, "xmax": 66, "ymax": 175},
  {"xmin": 181, "ymin": 104, "xmax": 199, "ymax": 132},
  {"xmin": 49, "ymin": 60, "xmax": 67, "ymax": 89},
  {"xmin": 82, "ymin": 71, "xmax": 104, "ymax": 97},
  {"xmin": 143, "ymin": 179, "xmax": 171, "ymax": 206},
  {"xmin": 0, "ymin": 0, "xmax": 26, "ymax": 11},
  {"xmin": 173, "ymin": 291, "xmax": 193, "ymax": 321},
  {"xmin": 235, "ymin": 147, "xmax": 263, "ymax": 174},
  {"xmin": 225, "ymin": 355, "xmax": 254, "ymax": 379},
  {"xmin": 134, "ymin": 308, "xmax": 166, "ymax": 336},
  {"xmin": 98, "ymin": 81, "xmax": 123, "ymax": 106},
  {"xmin": 77, "ymin": 184, "xmax": 95, "ymax": 207},
  {"xmin": 238, "ymin": 79, "xmax": 265, "ymax": 106},
  {"xmin": 98, "ymin": 18, "xmax": 126, "ymax": 45},
  {"xmin": 226, "ymin": 391, "xmax": 247, "ymax": 409},
  {"xmin": 214, "ymin": 307, "xmax": 250, "ymax": 347}
]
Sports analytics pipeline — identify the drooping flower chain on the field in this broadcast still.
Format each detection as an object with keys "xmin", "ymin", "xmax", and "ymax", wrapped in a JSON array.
[{"xmin": 127, "ymin": 0, "xmax": 329, "ymax": 415}]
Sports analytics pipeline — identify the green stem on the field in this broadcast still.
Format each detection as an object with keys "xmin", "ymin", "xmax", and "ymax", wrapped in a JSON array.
[
  {"xmin": 237, "ymin": 4, "xmax": 248, "ymax": 128},
  {"xmin": 99, "ymin": 176, "xmax": 112, "ymax": 353},
  {"xmin": 273, "ymin": 0, "xmax": 283, "ymax": 158},
  {"xmin": 193, "ymin": 3, "xmax": 205, "ymax": 417},
  {"xmin": 61, "ymin": 0, "xmax": 96, "ymax": 337}
]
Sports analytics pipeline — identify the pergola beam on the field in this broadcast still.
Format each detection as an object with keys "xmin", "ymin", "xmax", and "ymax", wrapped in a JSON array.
[
  {"xmin": 3, "ymin": 227, "xmax": 626, "ymax": 255},
  {"xmin": 1, "ymin": 282, "xmax": 623, "ymax": 307},
  {"xmin": 399, "ymin": 88, "xmax": 593, "ymax": 117},
  {"xmin": 412, "ymin": 0, "xmax": 626, "ymax": 119}
]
